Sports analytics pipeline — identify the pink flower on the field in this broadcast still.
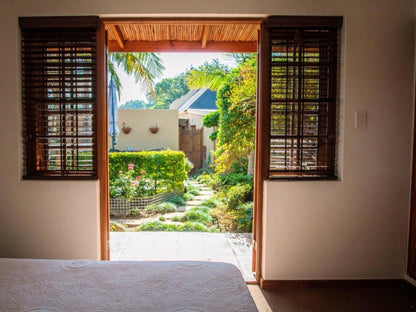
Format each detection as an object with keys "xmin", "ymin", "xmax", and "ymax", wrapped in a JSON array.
[
  {"xmin": 140, "ymin": 170, "xmax": 146, "ymax": 174},
  {"xmin": 128, "ymin": 164, "xmax": 135, "ymax": 170},
  {"xmin": 135, "ymin": 176, "xmax": 140, "ymax": 181},
  {"xmin": 119, "ymin": 170, "xmax": 123, "ymax": 174}
]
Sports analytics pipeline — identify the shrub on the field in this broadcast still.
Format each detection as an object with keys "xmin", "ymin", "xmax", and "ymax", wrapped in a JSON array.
[
  {"xmin": 235, "ymin": 202, "xmax": 253, "ymax": 233},
  {"xmin": 226, "ymin": 184, "xmax": 252, "ymax": 210},
  {"xmin": 182, "ymin": 208, "xmax": 213, "ymax": 225},
  {"xmin": 197, "ymin": 173, "xmax": 221, "ymax": 189},
  {"xmin": 127, "ymin": 208, "xmax": 141, "ymax": 217},
  {"xmin": 171, "ymin": 215, "xmax": 182, "ymax": 222},
  {"xmin": 219, "ymin": 172, "xmax": 253, "ymax": 189},
  {"xmin": 186, "ymin": 184, "xmax": 201, "ymax": 196},
  {"xmin": 200, "ymin": 198, "xmax": 222, "ymax": 209},
  {"xmin": 110, "ymin": 164, "xmax": 153, "ymax": 199},
  {"xmin": 109, "ymin": 151, "xmax": 187, "ymax": 195},
  {"xmin": 183, "ymin": 222, "xmax": 212, "ymax": 232},
  {"xmin": 159, "ymin": 216, "xmax": 166, "ymax": 221},
  {"xmin": 168, "ymin": 195, "xmax": 186, "ymax": 207},
  {"xmin": 145, "ymin": 202, "xmax": 177, "ymax": 214},
  {"xmin": 136, "ymin": 221, "xmax": 183, "ymax": 232},
  {"xmin": 184, "ymin": 157, "xmax": 194, "ymax": 174},
  {"xmin": 183, "ymin": 193, "xmax": 194, "ymax": 201},
  {"xmin": 136, "ymin": 220, "xmax": 217, "ymax": 232}
]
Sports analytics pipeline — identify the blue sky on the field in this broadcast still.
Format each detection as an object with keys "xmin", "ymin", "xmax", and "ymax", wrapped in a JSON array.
[{"xmin": 114, "ymin": 52, "xmax": 237, "ymax": 106}]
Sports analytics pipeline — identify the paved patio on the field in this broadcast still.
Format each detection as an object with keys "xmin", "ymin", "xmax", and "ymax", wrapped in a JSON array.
[{"xmin": 110, "ymin": 232, "xmax": 255, "ymax": 281}]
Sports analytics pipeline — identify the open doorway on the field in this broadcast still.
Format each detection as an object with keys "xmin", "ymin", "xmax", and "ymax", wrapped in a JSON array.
[{"xmin": 102, "ymin": 18, "xmax": 263, "ymax": 282}]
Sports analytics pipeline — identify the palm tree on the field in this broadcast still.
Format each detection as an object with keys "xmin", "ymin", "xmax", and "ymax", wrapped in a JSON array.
[
  {"xmin": 185, "ymin": 54, "xmax": 254, "ymax": 91},
  {"xmin": 185, "ymin": 59, "xmax": 230, "ymax": 91},
  {"xmin": 108, "ymin": 52, "xmax": 165, "ymax": 99}
]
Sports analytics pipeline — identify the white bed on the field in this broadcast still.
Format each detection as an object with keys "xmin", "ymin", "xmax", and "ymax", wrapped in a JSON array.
[{"xmin": 0, "ymin": 258, "xmax": 257, "ymax": 311}]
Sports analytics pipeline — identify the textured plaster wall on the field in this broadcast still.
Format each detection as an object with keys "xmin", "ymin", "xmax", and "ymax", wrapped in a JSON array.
[{"xmin": 0, "ymin": 0, "xmax": 414, "ymax": 280}]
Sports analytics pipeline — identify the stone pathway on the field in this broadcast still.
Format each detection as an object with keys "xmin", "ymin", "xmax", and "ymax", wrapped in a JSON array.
[
  {"xmin": 109, "ymin": 180, "xmax": 255, "ymax": 281},
  {"xmin": 112, "ymin": 180, "xmax": 214, "ymax": 230}
]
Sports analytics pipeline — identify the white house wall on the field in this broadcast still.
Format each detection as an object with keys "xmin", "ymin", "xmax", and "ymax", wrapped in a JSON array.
[{"xmin": 0, "ymin": 0, "xmax": 414, "ymax": 281}]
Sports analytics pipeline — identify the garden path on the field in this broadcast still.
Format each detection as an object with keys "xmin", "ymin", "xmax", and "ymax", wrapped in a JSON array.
[{"xmin": 112, "ymin": 180, "xmax": 214, "ymax": 230}]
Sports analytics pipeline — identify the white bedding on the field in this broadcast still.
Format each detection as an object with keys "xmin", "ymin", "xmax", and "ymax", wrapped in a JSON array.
[{"xmin": 0, "ymin": 258, "xmax": 257, "ymax": 312}]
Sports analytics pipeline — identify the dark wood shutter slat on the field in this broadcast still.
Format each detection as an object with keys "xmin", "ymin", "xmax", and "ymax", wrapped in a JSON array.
[
  {"xmin": 21, "ymin": 20, "xmax": 98, "ymax": 179},
  {"xmin": 267, "ymin": 17, "xmax": 341, "ymax": 179}
]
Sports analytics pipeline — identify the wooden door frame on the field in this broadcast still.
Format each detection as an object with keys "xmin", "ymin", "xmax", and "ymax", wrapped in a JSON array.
[
  {"xmin": 407, "ymin": 82, "xmax": 416, "ymax": 278},
  {"xmin": 98, "ymin": 20, "xmax": 110, "ymax": 260},
  {"xmin": 98, "ymin": 18, "xmax": 268, "ymax": 281}
]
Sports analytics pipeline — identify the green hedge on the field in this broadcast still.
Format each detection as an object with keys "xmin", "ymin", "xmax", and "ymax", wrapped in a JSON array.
[{"xmin": 109, "ymin": 150, "xmax": 186, "ymax": 193}]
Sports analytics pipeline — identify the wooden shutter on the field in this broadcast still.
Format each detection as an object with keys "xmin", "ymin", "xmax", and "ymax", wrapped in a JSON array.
[
  {"xmin": 20, "ymin": 17, "xmax": 100, "ymax": 179},
  {"xmin": 266, "ymin": 16, "xmax": 342, "ymax": 179}
]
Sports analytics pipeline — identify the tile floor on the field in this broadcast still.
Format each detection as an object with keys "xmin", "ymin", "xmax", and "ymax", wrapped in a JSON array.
[{"xmin": 110, "ymin": 232, "xmax": 255, "ymax": 281}]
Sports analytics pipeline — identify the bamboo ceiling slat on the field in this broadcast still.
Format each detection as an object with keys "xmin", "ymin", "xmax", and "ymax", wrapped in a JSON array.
[{"xmin": 105, "ymin": 20, "xmax": 260, "ymax": 52}]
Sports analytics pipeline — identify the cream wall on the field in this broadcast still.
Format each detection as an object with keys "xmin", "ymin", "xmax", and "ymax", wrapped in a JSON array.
[
  {"xmin": 0, "ymin": 0, "xmax": 414, "ymax": 281},
  {"xmin": 111, "ymin": 109, "xmax": 178, "ymax": 151}
]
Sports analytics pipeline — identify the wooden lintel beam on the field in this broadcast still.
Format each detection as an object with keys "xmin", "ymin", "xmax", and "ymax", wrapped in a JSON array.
[
  {"xmin": 201, "ymin": 25, "xmax": 209, "ymax": 48},
  {"xmin": 108, "ymin": 25, "xmax": 125, "ymax": 49},
  {"xmin": 103, "ymin": 18, "xmax": 264, "ymax": 26},
  {"xmin": 108, "ymin": 40, "xmax": 257, "ymax": 52}
]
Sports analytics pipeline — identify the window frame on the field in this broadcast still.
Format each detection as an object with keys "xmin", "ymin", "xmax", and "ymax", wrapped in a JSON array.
[
  {"xmin": 265, "ymin": 16, "xmax": 342, "ymax": 180},
  {"xmin": 19, "ymin": 16, "xmax": 100, "ymax": 180}
]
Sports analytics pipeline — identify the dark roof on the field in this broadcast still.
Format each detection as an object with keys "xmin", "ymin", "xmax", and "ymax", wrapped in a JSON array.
[{"xmin": 170, "ymin": 88, "xmax": 217, "ymax": 113}]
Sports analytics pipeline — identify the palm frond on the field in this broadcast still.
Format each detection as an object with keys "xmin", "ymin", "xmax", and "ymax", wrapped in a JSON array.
[
  {"xmin": 108, "ymin": 52, "xmax": 165, "ymax": 99},
  {"xmin": 186, "ymin": 59, "xmax": 230, "ymax": 91}
]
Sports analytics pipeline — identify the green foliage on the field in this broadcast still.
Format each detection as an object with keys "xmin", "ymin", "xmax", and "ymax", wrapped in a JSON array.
[
  {"xmin": 183, "ymin": 193, "xmax": 194, "ymax": 201},
  {"xmin": 108, "ymin": 52, "xmax": 164, "ymax": 99},
  {"xmin": 109, "ymin": 151, "xmax": 187, "ymax": 195},
  {"xmin": 200, "ymin": 198, "xmax": 222, "ymax": 209},
  {"xmin": 214, "ymin": 57, "xmax": 256, "ymax": 173},
  {"xmin": 184, "ymin": 56, "xmax": 256, "ymax": 174},
  {"xmin": 109, "ymin": 165, "xmax": 153, "ymax": 199},
  {"xmin": 119, "ymin": 99, "xmax": 148, "ymax": 109},
  {"xmin": 186, "ymin": 59, "xmax": 230, "ymax": 91},
  {"xmin": 234, "ymin": 202, "xmax": 253, "ymax": 233},
  {"xmin": 226, "ymin": 184, "xmax": 252, "ymax": 210},
  {"xmin": 168, "ymin": 195, "xmax": 186, "ymax": 207},
  {"xmin": 219, "ymin": 172, "xmax": 253, "ymax": 189},
  {"xmin": 208, "ymin": 130, "xmax": 218, "ymax": 141},
  {"xmin": 127, "ymin": 208, "xmax": 142, "ymax": 217},
  {"xmin": 181, "ymin": 208, "xmax": 213, "ymax": 225},
  {"xmin": 202, "ymin": 111, "xmax": 219, "ymax": 128},
  {"xmin": 145, "ymin": 202, "xmax": 177, "ymax": 214},
  {"xmin": 136, "ymin": 220, "xmax": 216, "ymax": 232},
  {"xmin": 171, "ymin": 215, "xmax": 182, "ymax": 222},
  {"xmin": 197, "ymin": 173, "xmax": 221, "ymax": 189},
  {"xmin": 184, "ymin": 157, "xmax": 194, "ymax": 174},
  {"xmin": 182, "ymin": 222, "xmax": 215, "ymax": 232},
  {"xmin": 186, "ymin": 183, "xmax": 200, "ymax": 196},
  {"xmin": 159, "ymin": 216, "xmax": 166, "ymax": 221},
  {"xmin": 147, "ymin": 73, "xmax": 190, "ymax": 109},
  {"xmin": 137, "ymin": 221, "xmax": 183, "ymax": 232},
  {"xmin": 197, "ymin": 172, "xmax": 253, "ymax": 192}
]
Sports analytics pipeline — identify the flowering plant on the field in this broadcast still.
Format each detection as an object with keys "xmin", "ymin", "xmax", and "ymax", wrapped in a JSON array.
[
  {"xmin": 122, "ymin": 122, "xmax": 131, "ymax": 129},
  {"xmin": 109, "ymin": 164, "xmax": 153, "ymax": 199}
]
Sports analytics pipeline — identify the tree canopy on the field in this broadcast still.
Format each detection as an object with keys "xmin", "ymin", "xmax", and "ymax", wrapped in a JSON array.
[
  {"xmin": 196, "ymin": 56, "xmax": 257, "ymax": 173},
  {"xmin": 119, "ymin": 99, "xmax": 148, "ymax": 109},
  {"xmin": 108, "ymin": 52, "xmax": 164, "ymax": 100},
  {"xmin": 147, "ymin": 73, "xmax": 190, "ymax": 109}
]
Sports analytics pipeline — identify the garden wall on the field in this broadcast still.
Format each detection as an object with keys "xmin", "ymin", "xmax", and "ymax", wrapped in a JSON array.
[{"xmin": 110, "ymin": 109, "xmax": 178, "ymax": 151}]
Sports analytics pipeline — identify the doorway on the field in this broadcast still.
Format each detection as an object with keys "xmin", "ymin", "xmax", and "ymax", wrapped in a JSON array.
[{"xmin": 100, "ymin": 18, "xmax": 264, "ymax": 282}]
